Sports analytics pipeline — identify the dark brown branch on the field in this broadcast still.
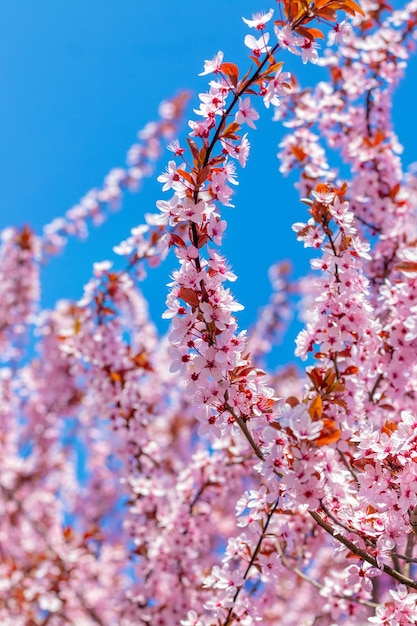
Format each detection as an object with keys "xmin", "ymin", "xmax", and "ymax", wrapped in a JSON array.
[{"xmin": 309, "ymin": 510, "xmax": 417, "ymax": 589}]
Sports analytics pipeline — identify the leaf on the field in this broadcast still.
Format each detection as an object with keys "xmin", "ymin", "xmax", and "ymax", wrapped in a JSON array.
[
  {"xmin": 394, "ymin": 261, "xmax": 417, "ymax": 273},
  {"xmin": 314, "ymin": 419, "xmax": 341, "ymax": 446},
  {"xmin": 343, "ymin": 0, "xmax": 365, "ymax": 15},
  {"xmin": 131, "ymin": 352, "xmax": 153, "ymax": 371},
  {"xmin": 352, "ymin": 458, "xmax": 375, "ymax": 471},
  {"xmin": 331, "ymin": 66, "xmax": 343, "ymax": 82},
  {"xmin": 221, "ymin": 121, "xmax": 241, "ymax": 140},
  {"xmin": 308, "ymin": 395, "xmax": 323, "ymax": 420},
  {"xmin": 239, "ymin": 67, "xmax": 253, "ymax": 87},
  {"xmin": 295, "ymin": 26, "xmax": 325, "ymax": 40},
  {"xmin": 63, "ymin": 526, "xmax": 73, "ymax": 540},
  {"xmin": 341, "ymin": 365, "xmax": 359, "ymax": 376},
  {"xmin": 178, "ymin": 287, "xmax": 200, "ymax": 308},
  {"xmin": 381, "ymin": 420, "xmax": 398, "ymax": 436},
  {"xmin": 100, "ymin": 306, "xmax": 116, "ymax": 316},
  {"xmin": 249, "ymin": 55, "xmax": 262, "ymax": 67},
  {"xmin": 291, "ymin": 145, "xmax": 308, "ymax": 161},
  {"xmin": 169, "ymin": 233, "xmax": 186, "ymax": 248},
  {"xmin": 264, "ymin": 61, "xmax": 284, "ymax": 76},
  {"xmin": 177, "ymin": 168, "xmax": 194, "ymax": 185},
  {"xmin": 196, "ymin": 165, "xmax": 211, "ymax": 186},
  {"xmin": 110, "ymin": 371, "xmax": 122, "ymax": 383},
  {"xmin": 197, "ymin": 230, "xmax": 209, "ymax": 248},
  {"xmin": 219, "ymin": 62, "xmax": 239, "ymax": 87},
  {"xmin": 187, "ymin": 137, "xmax": 199, "ymax": 160},
  {"xmin": 315, "ymin": 6, "xmax": 338, "ymax": 21},
  {"xmin": 307, "ymin": 27, "xmax": 325, "ymax": 39},
  {"xmin": 17, "ymin": 224, "xmax": 34, "ymax": 250},
  {"xmin": 198, "ymin": 146, "xmax": 207, "ymax": 166},
  {"xmin": 286, "ymin": 396, "xmax": 300, "ymax": 408},
  {"xmin": 307, "ymin": 367, "xmax": 324, "ymax": 390}
]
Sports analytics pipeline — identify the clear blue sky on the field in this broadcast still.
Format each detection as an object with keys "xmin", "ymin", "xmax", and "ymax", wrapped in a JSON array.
[{"xmin": 1, "ymin": 1, "xmax": 416, "ymax": 365}]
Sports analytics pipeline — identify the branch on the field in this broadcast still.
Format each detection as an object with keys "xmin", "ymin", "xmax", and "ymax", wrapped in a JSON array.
[
  {"xmin": 309, "ymin": 510, "xmax": 417, "ymax": 589},
  {"xmin": 276, "ymin": 539, "xmax": 378, "ymax": 610},
  {"xmin": 227, "ymin": 404, "xmax": 265, "ymax": 461}
]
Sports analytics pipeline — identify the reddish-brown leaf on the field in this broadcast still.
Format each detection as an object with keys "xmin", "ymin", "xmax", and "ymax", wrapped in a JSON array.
[
  {"xmin": 221, "ymin": 121, "xmax": 241, "ymax": 140},
  {"xmin": 177, "ymin": 168, "xmax": 194, "ymax": 185},
  {"xmin": 314, "ymin": 419, "xmax": 341, "ymax": 446},
  {"xmin": 178, "ymin": 287, "xmax": 200, "ymax": 308},
  {"xmin": 196, "ymin": 165, "xmax": 211, "ymax": 186},
  {"xmin": 308, "ymin": 395, "xmax": 323, "ymax": 420},
  {"xmin": 381, "ymin": 420, "xmax": 398, "ymax": 436},
  {"xmin": 219, "ymin": 62, "xmax": 239, "ymax": 87},
  {"xmin": 169, "ymin": 233, "xmax": 186, "ymax": 248},
  {"xmin": 187, "ymin": 137, "xmax": 199, "ymax": 160},
  {"xmin": 394, "ymin": 261, "xmax": 417, "ymax": 273}
]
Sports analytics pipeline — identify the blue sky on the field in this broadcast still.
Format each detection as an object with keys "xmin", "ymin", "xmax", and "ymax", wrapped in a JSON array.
[{"xmin": 1, "ymin": 1, "xmax": 416, "ymax": 365}]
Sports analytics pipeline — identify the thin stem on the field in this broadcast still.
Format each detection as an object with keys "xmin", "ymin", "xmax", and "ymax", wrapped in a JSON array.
[
  {"xmin": 227, "ymin": 404, "xmax": 265, "ymax": 461},
  {"xmin": 276, "ymin": 539, "xmax": 378, "ymax": 610},
  {"xmin": 222, "ymin": 499, "xmax": 279, "ymax": 626},
  {"xmin": 338, "ymin": 449, "xmax": 359, "ymax": 485}
]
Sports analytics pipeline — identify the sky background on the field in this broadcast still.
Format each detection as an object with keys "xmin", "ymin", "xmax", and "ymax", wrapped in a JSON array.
[{"xmin": 1, "ymin": 0, "xmax": 416, "ymax": 366}]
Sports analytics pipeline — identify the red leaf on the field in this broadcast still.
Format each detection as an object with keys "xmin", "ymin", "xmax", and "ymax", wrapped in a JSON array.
[
  {"xmin": 178, "ymin": 287, "xmax": 200, "ymax": 308},
  {"xmin": 219, "ymin": 62, "xmax": 239, "ymax": 87},
  {"xmin": 394, "ymin": 261, "xmax": 417, "ymax": 273}
]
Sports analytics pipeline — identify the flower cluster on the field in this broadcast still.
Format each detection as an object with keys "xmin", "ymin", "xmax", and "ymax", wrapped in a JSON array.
[{"xmin": 41, "ymin": 92, "xmax": 189, "ymax": 257}]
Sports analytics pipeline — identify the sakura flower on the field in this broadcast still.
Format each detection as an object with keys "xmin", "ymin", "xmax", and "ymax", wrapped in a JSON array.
[
  {"xmin": 244, "ymin": 32, "xmax": 271, "ymax": 57},
  {"xmin": 204, "ymin": 565, "xmax": 245, "ymax": 592},
  {"xmin": 235, "ymin": 97, "xmax": 260, "ymax": 129},
  {"xmin": 404, "ymin": 304, "xmax": 417, "ymax": 341},
  {"xmin": 300, "ymin": 39, "xmax": 320, "ymax": 64},
  {"xmin": 211, "ymin": 170, "xmax": 234, "ymax": 206},
  {"xmin": 199, "ymin": 50, "xmax": 224, "ymax": 76},
  {"xmin": 167, "ymin": 138, "xmax": 185, "ymax": 156},
  {"xmin": 256, "ymin": 552, "xmax": 282, "ymax": 580},
  {"xmin": 207, "ymin": 214, "xmax": 227, "ymax": 245},
  {"xmin": 208, "ymin": 251, "xmax": 238, "ymax": 282},
  {"xmin": 294, "ymin": 328, "xmax": 315, "ymax": 359},
  {"xmin": 222, "ymin": 133, "xmax": 250, "ymax": 167},
  {"xmin": 196, "ymin": 87, "xmax": 226, "ymax": 117},
  {"xmin": 311, "ymin": 188, "xmax": 336, "ymax": 204},
  {"xmin": 328, "ymin": 20, "xmax": 352, "ymax": 46},
  {"xmin": 390, "ymin": 584, "xmax": 417, "ymax": 606},
  {"xmin": 168, "ymin": 344, "xmax": 192, "ymax": 374},
  {"xmin": 178, "ymin": 197, "xmax": 210, "ymax": 223},
  {"xmin": 157, "ymin": 160, "xmax": 186, "ymax": 193},
  {"xmin": 345, "ymin": 562, "xmax": 381, "ymax": 594},
  {"xmin": 242, "ymin": 9, "xmax": 274, "ymax": 30},
  {"xmin": 263, "ymin": 68, "xmax": 292, "ymax": 108},
  {"xmin": 92, "ymin": 260, "xmax": 112, "ymax": 277},
  {"xmin": 199, "ymin": 302, "xmax": 231, "ymax": 331},
  {"xmin": 274, "ymin": 24, "xmax": 301, "ymax": 55},
  {"xmin": 223, "ymin": 160, "xmax": 238, "ymax": 185},
  {"xmin": 188, "ymin": 116, "xmax": 215, "ymax": 138},
  {"xmin": 287, "ymin": 404, "xmax": 323, "ymax": 440},
  {"xmin": 292, "ymin": 218, "xmax": 325, "ymax": 249},
  {"xmin": 153, "ymin": 195, "xmax": 180, "ymax": 226},
  {"xmin": 180, "ymin": 610, "xmax": 204, "ymax": 626}
]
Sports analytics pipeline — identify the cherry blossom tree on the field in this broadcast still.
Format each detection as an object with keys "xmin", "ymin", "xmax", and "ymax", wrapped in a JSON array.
[{"xmin": 2, "ymin": 0, "xmax": 417, "ymax": 623}]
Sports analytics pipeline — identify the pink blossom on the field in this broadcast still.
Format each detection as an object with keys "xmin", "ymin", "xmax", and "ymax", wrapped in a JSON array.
[
  {"xmin": 242, "ymin": 9, "xmax": 274, "ymax": 30},
  {"xmin": 199, "ymin": 50, "xmax": 224, "ymax": 76},
  {"xmin": 244, "ymin": 32, "xmax": 271, "ymax": 57},
  {"xmin": 235, "ymin": 97, "xmax": 260, "ymax": 129}
]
